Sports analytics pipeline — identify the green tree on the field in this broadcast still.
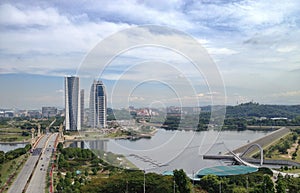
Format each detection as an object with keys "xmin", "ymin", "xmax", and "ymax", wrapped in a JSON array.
[
  {"xmin": 260, "ymin": 175, "xmax": 274, "ymax": 193},
  {"xmin": 0, "ymin": 151, "xmax": 4, "ymax": 164},
  {"xmin": 57, "ymin": 142, "xmax": 63, "ymax": 152},
  {"xmin": 92, "ymin": 168, "xmax": 98, "ymax": 175},
  {"xmin": 199, "ymin": 175, "xmax": 220, "ymax": 193},
  {"xmin": 232, "ymin": 187, "xmax": 247, "ymax": 193},
  {"xmin": 84, "ymin": 169, "xmax": 89, "ymax": 176},
  {"xmin": 173, "ymin": 169, "xmax": 192, "ymax": 193},
  {"xmin": 276, "ymin": 179, "xmax": 286, "ymax": 193}
]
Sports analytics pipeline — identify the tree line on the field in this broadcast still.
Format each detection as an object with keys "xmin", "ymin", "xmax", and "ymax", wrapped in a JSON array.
[{"xmin": 0, "ymin": 144, "xmax": 31, "ymax": 164}]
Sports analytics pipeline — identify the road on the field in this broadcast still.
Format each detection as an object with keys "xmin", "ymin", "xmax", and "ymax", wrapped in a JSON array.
[
  {"xmin": 7, "ymin": 133, "xmax": 58, "ymax": 193},
  {"xmin": 232, "ymin": 127, "xmax": 290, "ymax": 156},
  {"xmin": 26, "ymin": 133, "xmax": 58, "ymax": 193},
  {"xmin": 7, "ymin": 134, "xmax": 49, "ymax": 193}
]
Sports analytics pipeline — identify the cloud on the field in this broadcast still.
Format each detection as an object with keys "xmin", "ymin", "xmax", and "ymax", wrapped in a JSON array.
[
  {"xmin": 0, "ymin": 0, "xmax": 300, "ymax": 107},
  {"xmin": 271, "ymin": 90, "xmax": 300, "ymax": 97},
  {"xmin": 129, "ymin": 96, "xmax": 145, "ymax": 102},
  {"xmin": 0, "ymin": 4, "xmax": 70, "ymax": 26},
  {"xmin": 276, "ymin": 45, "xmax": 298, "ymax": 53},
  {"xmin": 0, "ymin": 3, "xmax": 133, "ymax": 76},
  {"xmin": 55, "ymin": 89, "xmax": 64, "ymax": 93}
]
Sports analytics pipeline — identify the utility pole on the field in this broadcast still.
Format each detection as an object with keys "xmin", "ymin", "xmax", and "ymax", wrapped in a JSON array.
[
  {"xmin": 192, "ymin": 170, "xmax": 195, "ymax": 193},
  {"xmin": 143, "ymin": 169, "xmax": 146, "ymax": 193},
  {"xmin": 246, "ymin": 176, "xmax": 249, "ymax": 193},
  {"xmin": 173, "ymin": 179, "xmax": 175, "ymax": 193}
]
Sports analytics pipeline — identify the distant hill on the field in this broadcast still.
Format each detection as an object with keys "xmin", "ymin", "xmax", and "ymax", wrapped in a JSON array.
[{"xmin": 224, "ymin": 102, "xmax": 300, "ymax": 119}]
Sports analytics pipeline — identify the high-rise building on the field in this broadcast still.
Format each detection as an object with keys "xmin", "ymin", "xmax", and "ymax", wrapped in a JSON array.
[
  {"xmin": 80, "ymin": 89, "xmax": 84, "ymax": 126},
  {"xmin": 89, "ymin": 80, "xmax": 107, "ymax": 128},
  {"xmin": 65, "ymin": 76, "xmax": 81, "ymax": 131}
]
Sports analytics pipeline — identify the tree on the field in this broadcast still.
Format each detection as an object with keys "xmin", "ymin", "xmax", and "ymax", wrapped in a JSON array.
[
  {"xmin": 92, "ymin": 168, "xmax": 98, "ymax": 175},
  {"xmin": 232, "ymin": 187, "xmax": 247, "ymax": 193},
  {"xmin": 0, "ymin": 151, "xmax": 4, "ymax": 164},
  {"xmin": 173, "ymin": 169, "xmax": 192, "ymax": 193},
  {"xmin": 84, "ymin": 169, "xmax": 89, "ymax": 176},
  {"xmin": 57, "ymin": 142, "xmax": 63, "ymax": 152},
  {"xmin": 276, "ymin": 179, "xmax": 286, "ymax": 193},
  {"xmin": 261, "ymin": 175, "xmax": 274, "ymax": 193},
  {"xmin": 199, "ymin": 175, "xmax": 220, "ymax": 193}
]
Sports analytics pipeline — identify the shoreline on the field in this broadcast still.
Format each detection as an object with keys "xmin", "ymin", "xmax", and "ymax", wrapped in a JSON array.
[
  {"xmin": 0, "ymin": 141, "xmax": 30, "ymax": 145},
  {"xmin": 2, "ymin": 127, "xmax": 279, "ymax": 144},
  {"xmin": 64, "ymin": 128, "xmax": 158, "ymax": 142}
]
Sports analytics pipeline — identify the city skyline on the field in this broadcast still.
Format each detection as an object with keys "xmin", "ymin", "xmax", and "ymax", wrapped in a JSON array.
[{"xmin": 0, "ymin": 1, "xmax": 299, "ymax": 109}]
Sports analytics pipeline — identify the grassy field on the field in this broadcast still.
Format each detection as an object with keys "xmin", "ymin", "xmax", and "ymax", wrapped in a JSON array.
[
  {"xmin": 0, "ymin": 127, "xmax": 31, "ymax": 142},
  {"xmin": 0, "ymin": 133, "xmax": 30, "ymax": 142},
  {"xmin": 263, "ymin": 133, "xmax": 300, "ymax": 162},
  {"xmin": 0, "ymin": 153, "xmax": 29, "ymax": 192}
]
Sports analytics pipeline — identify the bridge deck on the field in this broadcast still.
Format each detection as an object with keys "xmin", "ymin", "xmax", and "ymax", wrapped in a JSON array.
[{"xmin": 231, "ymin": 127, "xmax": 290, "ymax": 156}]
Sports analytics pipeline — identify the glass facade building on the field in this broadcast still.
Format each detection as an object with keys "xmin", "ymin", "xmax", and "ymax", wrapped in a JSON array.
[
  {"xmin": 65, "ymin": 76, "xmax": 81, "ymax": 131},
  {"xmin": 89, "ymin": 80, "xmax": 107, "ymax": 128}
]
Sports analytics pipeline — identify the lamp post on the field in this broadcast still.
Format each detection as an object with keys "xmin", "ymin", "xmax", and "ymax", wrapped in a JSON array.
[
  {"xmin": 143, "ymin": 169, "xmax": 146, "ymax": 193},
  {"xmin": 192, "ymin": 170, "xmax": 195, "ymax": 193},
  {"xmin": 173, "ymin": 179, "xmax": 175, "ymax": 193}
]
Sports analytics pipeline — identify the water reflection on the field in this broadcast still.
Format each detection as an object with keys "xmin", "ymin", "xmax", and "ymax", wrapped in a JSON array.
[
  {"xmin": 68, "ymin": 140, "xmax": 108, "ymax": 152},
  {"xmin": 65, "ymin": 129, "xmax": 270, "ymax": 174}
]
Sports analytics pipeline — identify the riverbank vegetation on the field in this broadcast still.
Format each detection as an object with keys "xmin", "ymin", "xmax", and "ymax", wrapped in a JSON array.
[
  {"xmin": 54, "ymin": 146, "xmax": 300, "ymax": 193},
  {"xmin": 55, "ymin": 146, "xmax": 196, "ymax": 193},
  {"xmin": 0, "ymin": 144, "xmax": 31, "ymax": 191}
]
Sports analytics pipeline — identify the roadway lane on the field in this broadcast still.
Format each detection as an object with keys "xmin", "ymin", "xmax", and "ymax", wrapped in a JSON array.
[
  {"xmin": 26, "ymin": 133, "xmax": 58, "ymax": 193},
  {"xmin": 232, "ymin": 127, "xmax": 290, "ymax": 155},
  {"xmin": 7, "ymin": 134, "xmax": 50, "ymax": 193}
]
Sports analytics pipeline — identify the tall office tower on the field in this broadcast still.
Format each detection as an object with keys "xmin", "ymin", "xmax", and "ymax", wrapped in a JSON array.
[
  {"xmin": 65, "ymin": 76, "xmax": 81, "ymax": 131},
  {"xmin": 89, "ymin": 80, "xmax": 107, "ymax": 128},
  {"xmin": 80, "ymin": 89, "xmax": 84, "ymax": 127}
]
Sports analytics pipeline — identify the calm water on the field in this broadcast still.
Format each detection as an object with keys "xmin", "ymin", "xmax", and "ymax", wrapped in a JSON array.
[
  {"xmin": 69, "ymin": 129, "xmax": 270, "ymax": 174},
  {"xmin": 0, "ymin": 143, "xmax": 26, "ymax": 153}
]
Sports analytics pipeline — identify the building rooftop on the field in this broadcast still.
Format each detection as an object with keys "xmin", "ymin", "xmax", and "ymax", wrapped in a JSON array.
[{"xmin": 196, "ymin": 165, "xmax": 258, "ymax": 177}]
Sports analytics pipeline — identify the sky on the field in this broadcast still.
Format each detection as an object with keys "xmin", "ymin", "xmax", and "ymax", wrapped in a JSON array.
[{"xmin": 0, "ymin": 0, "xmax": 299, "ymax": 109}]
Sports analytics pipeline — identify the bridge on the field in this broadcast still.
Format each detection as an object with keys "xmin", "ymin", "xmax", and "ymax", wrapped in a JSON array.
[
  {"xmin": 225, "ymin": 145, "xmax": 260, "ymax": 168},
  {"xmin": 232, "ymin": 127, "xmax": 290, "ymax": 156},
  {"xmin": 204, "ymin": 127, "xmax": 298, "ymax": 166}
]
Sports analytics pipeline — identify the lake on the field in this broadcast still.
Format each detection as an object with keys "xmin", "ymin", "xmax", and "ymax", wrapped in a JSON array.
[
  {"xmin": 68, "ymin": 129, "xmax": 270, "ymax": 174},
  {"xmin": 0, "ymin": 143, "xmax": 27, "ymax": 153}
]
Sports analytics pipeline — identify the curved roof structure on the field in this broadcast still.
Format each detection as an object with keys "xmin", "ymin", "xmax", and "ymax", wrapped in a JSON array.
[{"xmin": 196, "ymin": 165, "xmax": 258, "ymax": 177}]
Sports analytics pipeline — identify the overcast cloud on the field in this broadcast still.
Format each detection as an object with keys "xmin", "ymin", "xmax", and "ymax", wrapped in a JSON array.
[{"xmin": 0, "ymin": 0, "xmax": 299, "ymax": 108}]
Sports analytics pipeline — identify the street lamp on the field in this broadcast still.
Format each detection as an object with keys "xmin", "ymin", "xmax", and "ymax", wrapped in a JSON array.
[
  {"xmin": 143, "ymin": 169, "xmax": 146, "ymax": 193},
  {"xmin": 173, "ymin": 179, "xmax": 175, "ymax": 193}
]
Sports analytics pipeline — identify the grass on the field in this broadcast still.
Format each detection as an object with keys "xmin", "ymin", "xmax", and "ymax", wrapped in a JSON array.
[
  {"xmin": 0, "ymin": 127, "xmax": 31, "ymax": 142},
  {"xmin": 0, "ymin": 127, "xmax": 24, "ymax": 133},
  {"xmin": 0, "ymin": 153, "xmax": 29, "ymax": 191},
  {"xmin": 285, "ymin": 168, "xmax": 300, "ymax": 174},
  {"xmin": 262, "ymin": 133, "xmax": 300, "ymax": 163},
  {"xmin": 0, "ymin": 134, "xmax": 31, "ymax": 142}
]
